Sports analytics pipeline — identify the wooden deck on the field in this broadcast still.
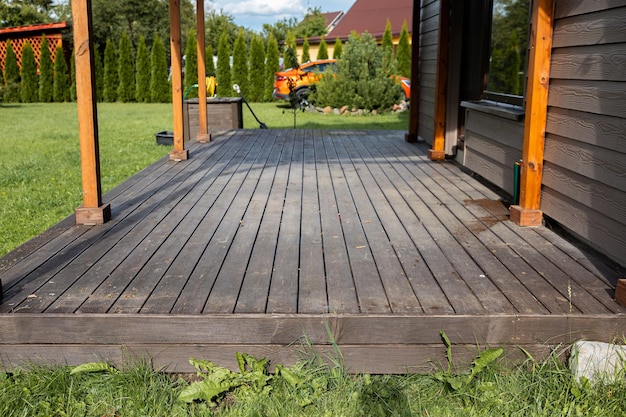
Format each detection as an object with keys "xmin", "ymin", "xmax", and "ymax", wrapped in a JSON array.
[{"xmin": 1, "ymin": 129, "xmax": 624, "ymax": 373}]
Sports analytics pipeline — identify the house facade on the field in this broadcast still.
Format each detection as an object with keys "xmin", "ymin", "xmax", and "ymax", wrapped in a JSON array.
[
  {"xmin": 298, "ymin": 0, "xmax": 413, "ymax": 61},
  {"xmin": 412, "ymin": 0, "xmax": 626, "ymax": 266}
]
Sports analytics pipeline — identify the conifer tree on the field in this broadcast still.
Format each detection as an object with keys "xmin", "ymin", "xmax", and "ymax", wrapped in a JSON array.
[
  {"xmin": 302, "ymin": 36, "xmax": 310, "ymax": 62},
  {"xmin": 248, "ymin": 34, "xmax": 265, "ymax": 102},
  {"xmin": 39, "ymin": 36, "xmax": 53, "ymax": 102},
  {"xmin": 283, "ymin": 30, "xmax": 298, "ymax": 69},
  {"xmin": 381, "ymin": 19, "xmax": 395, "ymax": 74},
  {"xmin": 117, "ymin": 32, "xmax": 135, "ymax": 102},
  {"xmin": 183, "ymin": 29, "xmax": 198, "ymax": 98},
  {"xmin": 150, "ymin": 34, "xmax": 170, "ymax": 102},
  {"xmin": 381, "ymin": 19, "xmax": 394, "ymax": 52},
  {"xmin": 205, "ymin": 44, "xmax": 215, "ymax": 76},
  {"xmin": 396, "ymin": 20, "xmax": 411, "ymax": 77},
  {"xmin": 94, "ymin": 46, "xmax": 104, "ymax": 101},
  {"xmin": 216, "ymin": 30, "xmax": 231, "ymax": 98},
  {"xmin": 135, "ymin": 35, "xmax": 150, "ymax": 102},
  {"xmin": 317, "ymin": 36, "xmax": 328, "ymax": 60},
  {"xmin": 20, "ymin": 41, "xmax": 38, "ymax": 102},
  {"xmin": 103, "ymin": 38, "xmax": 118, "ymax": 102},
  {"xmin": 231, "ymin": 28, "xmax": 248, "ymax": 97},
  {"xmin": 3, "ymin": 40, "xmax": 20, "ymax": 102},
  {"xmin": 53, "ymin": 45, "xmax": 69, "ymax": 102},
  {"xmin": 332, "ymin": 38, "xmax": 343, "ymax": 59},
  {"xmin": 70, "ymin": 50, "xmax": 76, "ymax": 101},
  {"xmin": 264, "ymin": 32, "xmax": 280, "ymax": 102}
]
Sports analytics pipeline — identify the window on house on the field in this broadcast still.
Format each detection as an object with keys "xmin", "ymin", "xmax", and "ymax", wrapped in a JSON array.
[{"xmin": 484, "ymin": 0, "xmax": 530, "ymax": 106}]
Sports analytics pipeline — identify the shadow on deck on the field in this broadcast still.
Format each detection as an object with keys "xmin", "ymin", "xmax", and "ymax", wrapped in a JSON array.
[{"xmin": 1, "ymin": 129, "xmax": 624, "ymax": 373}]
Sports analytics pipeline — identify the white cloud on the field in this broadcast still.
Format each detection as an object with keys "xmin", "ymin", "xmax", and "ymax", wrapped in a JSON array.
[{"xmin": 209, "ymin": 0, "xmax": 306, "ymax": 18}]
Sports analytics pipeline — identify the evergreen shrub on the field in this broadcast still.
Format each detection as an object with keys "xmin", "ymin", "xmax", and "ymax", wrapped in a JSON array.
[
  {"xmin": 3, "ymin": 40, "xmax": 20, "ymax": 102},
  {"xmin": 117, "ymin": 32, "xmax": 135, "ymax": 102},
  {"xmin": 20, "ymin": 41, "xmax": 38, "ymax": 103},
  {"xmin": 38, "ymin": 36, "xmax": 53, "ymax": 102},
  {"xmin": 53, "ymin": 46, "xmax": 69, "ymax": 102},
  {"xmin": 150, "ymin": 34, "xmax": 170, "ymax": 103},
  {"xmin": 312, "ymin": 32, "xmax": 402, "ymax": 111}
]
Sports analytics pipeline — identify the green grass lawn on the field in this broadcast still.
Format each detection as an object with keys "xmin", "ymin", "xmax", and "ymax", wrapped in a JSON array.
[
  {"xmin": 0, "ymin": 102, "xmax": 409, "ymax": 258},
  {"xmin": 0, "ymin": 103, "xmax": 173, "ymax": 257},
  {"xmin": 1, "ymin": 348, "xmax": 624, "ymax": 416}
]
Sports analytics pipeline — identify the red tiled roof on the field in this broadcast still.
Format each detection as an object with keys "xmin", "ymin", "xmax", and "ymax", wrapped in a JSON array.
[
  {"xmin": 327, "ymin": 0, "xmax": 412, "ymax": 40},
  {"xmin": 322, "ymin": 11, "xmax": 344, "ymax": 29}
]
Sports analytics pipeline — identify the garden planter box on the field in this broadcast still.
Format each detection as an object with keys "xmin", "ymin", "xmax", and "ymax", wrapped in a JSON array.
[
  {"xmin": 183, "ymin": 97, "xmax": 243, "ymax": 142},
  {"xmin": 154, "ymin": 130, "xmax": 174, "ymax": 146}
]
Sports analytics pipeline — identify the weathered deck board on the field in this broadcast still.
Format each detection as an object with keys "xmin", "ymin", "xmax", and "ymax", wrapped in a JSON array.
[{"xmin": 1, "ymin": 129, "xmax": 624, "ymax": 373}]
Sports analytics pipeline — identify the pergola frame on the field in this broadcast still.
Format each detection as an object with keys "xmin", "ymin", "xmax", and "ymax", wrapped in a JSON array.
[{"xmin": 71, "ymin": 0, "xmax": 552, "ymax": 227}]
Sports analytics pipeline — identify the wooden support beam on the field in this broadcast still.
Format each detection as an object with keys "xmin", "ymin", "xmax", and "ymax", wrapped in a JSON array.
[
  {"xmin": 196, "ymin": 0, "xmax": 210, "ymax": 143},
  {"xmin": 510, "ymin": 0, "xmax": 554, "ymax": 226},
  {"xmin": 71, "ymin": 0, "xmax": 111, "ymax": 225},
  {"xmin": 615, "ymin": 279, "xmax": 626, "ymax": 307},
  {"xmin": 405, "ymin": 1, "xmax": 421, "ymax": 143},
  {"xmin": 428, "ymin": 0, "xmax": 449, "ymax": 161},
  {"xmin": 169, "ymin": 0, "xmax": 188, "ymax": 161}
]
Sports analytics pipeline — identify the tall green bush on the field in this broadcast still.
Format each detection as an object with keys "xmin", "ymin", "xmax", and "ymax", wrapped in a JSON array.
[
  {"xmin": 38, "ymin": 36, "xmax": 53, "ymax": 102},
  {"xmin": 396, "ymin": 21, "xmax": 411, "ymax": 77},
  {"xmin": 70, "ymin": 51, "xmax": 76, "ymax": 101},
  {"xmin": 94, "ymin": 46, "xmax": 104, "ymax": 101},
  {"xmin": 205, "ymin": 44, "xmax": 216, "ymax": 76},
  {"xmin": 149, "ymin": 34, "xmax": 170, "ymax": 103},
  {"xmin": 20, "ymin": 41, "xmax": 38, "ymax": 102},
  {"xmin": 264, "ymin": 32, "xmax": 279, "ymax": 101},
  {"xmin": 317, "ymin": 36, "xmax": 328, "ymax": 60},
  {"xmin": 312, "ymin": 32, "xmax": 402, "ymax": 110},
  {"xmin": 381, "ymin": 19, "xmax": 395, "ymax": 74},
  {"xmin": 117, "ymin": 32, "xmax": 135, "ymax": 102},
  {"xmin": 231, "ymin": 29, "xmax": 248, "ymax": 97},
  {"xmin": 53, "ymin": 45, "xmax": 69, "ymax": 102},
  {"xmin": 283, "ymin": 30, "xmax": 298, "ymax": 69},
  {"xmin": 3, "ymin": 40, "xmax": 20, "ymax": 102},
  {"xmin": 301, "ymin": 37, "xmax": 310, "ymax": 62},
  {"xmin": 183, "ymin": 29, "xmax": 198, "ymax": 98},
  {"xmin": 103, "ymin": 38, "xmax": 118, "ymax": 102},
  {"xmin": 332, "ymin": 38, "xmax": 343, "ymax": 59},
  {"xmin": 248, "ymin": 34, "xmax": 265, "ymax": 102},
  {"xmin": 216, "ymin": 30, "xmax": 231, "ymax": 98},
  {"xmin": 135, "ymin": 35, "xmax": 150, "ymax": 102}
]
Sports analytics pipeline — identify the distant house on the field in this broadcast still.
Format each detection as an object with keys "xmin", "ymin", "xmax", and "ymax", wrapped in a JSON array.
[
  {"xmin": 297, "ymin": 0, "xmax": 412, "ymax": 61},
  {"xmin": 0, "ymin": 22, "xmax": 70, "ymax": 71}
]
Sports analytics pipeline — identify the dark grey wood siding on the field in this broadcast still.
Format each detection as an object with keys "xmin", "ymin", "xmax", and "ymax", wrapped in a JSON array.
[
  {"xmin": 544, "ymin": 0, "xmax": 626, "ymax": 264},
  {"xmin": 417, "ymin": 0, "xmax": 439, "ymax": 144},
  {"xmin": 463, "ymin": 108, "xmax": 524, "ymax": 196}
]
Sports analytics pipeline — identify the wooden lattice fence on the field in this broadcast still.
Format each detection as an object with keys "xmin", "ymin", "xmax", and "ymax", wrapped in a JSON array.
[{"xmin": 0, "ymin": 22, "xmax": 68, "ymax": 71}]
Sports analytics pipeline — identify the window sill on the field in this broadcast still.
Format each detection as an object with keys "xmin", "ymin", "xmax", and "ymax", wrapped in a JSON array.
[{"xmin": 461, "ymin": 100, "xmax": 525, "ymax": 121}]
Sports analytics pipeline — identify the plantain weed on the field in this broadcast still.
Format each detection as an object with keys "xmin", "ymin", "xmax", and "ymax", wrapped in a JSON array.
[{"xmin": 434, "ymin": 330, "xmax": 504, "ymax": 392}]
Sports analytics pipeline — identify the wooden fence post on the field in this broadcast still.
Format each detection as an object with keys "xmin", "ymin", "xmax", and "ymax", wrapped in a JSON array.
[
  {"xmin": 196, "ymin": 0, "xmax": 210, "ymax": 143},
  {"xmin": 510, "ymin": 0, "xmax": 554, "ymax": 226},
  {"xmin": 428, "ymin": 0, "xmax": 449, "ymax": 161},
  {"xmin": 405, "ymin": 0, "xmax": 421, "ymax": 143},
  {"xmin": 169, "ymin": 0, "xmax": 188, "ymax": 161},
  {"xmin": 71, "ymin": 0, "xmax": 110, "ymax": 225}
]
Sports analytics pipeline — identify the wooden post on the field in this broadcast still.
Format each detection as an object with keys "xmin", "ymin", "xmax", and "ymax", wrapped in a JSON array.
[
  {"xmin": 405, "ymin": 0, "xmax": 421, "ymax": 143},
  {"xmin": 428, "ymin": 0, "xmax": 449, "ymax": 161},
  {"xmin": 510, "ymin": 0, "xmax": 554, "ymax": 226},
  {"xmin": 196, "ymin": 0, "xmax": 210, "ymax": 143},
  {"xmin": 169, "ymin": 0, "xmax": 189, "ymax": 161},
  {"xmin": 71, "ymin": 0, "xmax": 111, "ymax": 225},
  {"xmin": 616, "ymin": 279, "xmax": 626, "ymax": 307}
]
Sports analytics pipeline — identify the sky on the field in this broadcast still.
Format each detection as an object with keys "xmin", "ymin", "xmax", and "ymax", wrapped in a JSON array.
[{"xmin": 207, "ymin": 0, "xmax": 356, "ymax": 32}]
